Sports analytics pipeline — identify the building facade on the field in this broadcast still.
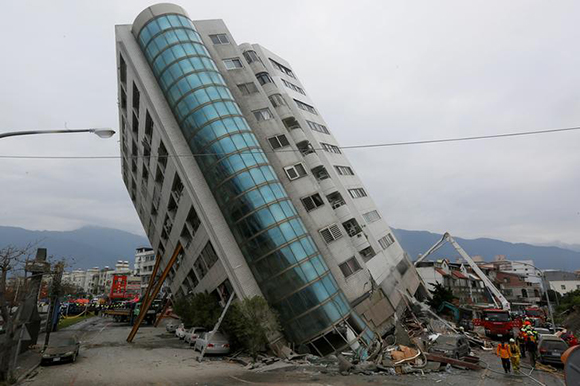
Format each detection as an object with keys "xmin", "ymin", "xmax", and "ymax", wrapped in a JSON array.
[
  {"xmin": 115, "ymin": 3, "xmax": 423, "ymax": 354},
  {"xmin": 545, "ymin": 271, "xmax": 580, "ymax": 296},
  {"xmin": 134, "ymin": 247, "xmax": 157, "ymax": 294}
]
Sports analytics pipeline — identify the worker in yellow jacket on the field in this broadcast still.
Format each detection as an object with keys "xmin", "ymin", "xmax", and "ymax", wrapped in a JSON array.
[
  {"xmin": 508, "ymin": 338, "xmax": 521, "ymax": 372},
  {"xmin": 496, "ymin": 341, "xmax": 512, "ymax": 373}
]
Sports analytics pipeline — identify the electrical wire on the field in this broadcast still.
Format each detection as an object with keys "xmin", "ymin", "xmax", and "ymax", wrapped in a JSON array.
[{"xmin": 0, "ymin": 126, "xmax": 578, "ymax": 160}]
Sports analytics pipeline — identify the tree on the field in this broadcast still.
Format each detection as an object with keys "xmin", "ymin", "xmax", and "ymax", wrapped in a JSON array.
[
  {"xmin": 426, "ymin": 282, "xmax": 457, "ymax": 310},
  {"xmin": 172, "ymin": 292, "xmax": 221, "ymax": 329},
  {"xmin": 224, "ymin": 296, "xmax": 280, "ymax": 360},
  {"xmin": 0, "ymin": 244, "xmax": 37, "ymax": 382}
]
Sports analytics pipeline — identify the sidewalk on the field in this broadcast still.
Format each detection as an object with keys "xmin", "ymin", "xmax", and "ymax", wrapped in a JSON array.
[{"xmin": 14, "ymin": 349, "xmax": 42, "ymax": 384}]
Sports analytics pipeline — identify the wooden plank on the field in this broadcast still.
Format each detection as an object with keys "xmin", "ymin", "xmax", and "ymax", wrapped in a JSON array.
[
  {"xmin": 425, "ymin": 353, "xmax": 482, "ymax": 370},
  {"xmin": 126, "ymin": 243, "xmax": 182, "ymax": 343}
]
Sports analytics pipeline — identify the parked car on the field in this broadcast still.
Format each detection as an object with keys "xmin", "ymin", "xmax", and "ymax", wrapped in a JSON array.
[
  {"xmin": 535, "ymin": 328, "xmax": 551, "ymax": 336},
  {"xmin": 537, "ymin": 334, "xmax": 568, "ymax": 365},
  {"xmin": 41, "ymin": 334, "xmax": 80, "ymax": 365},
  {"xmin": 184, "ymin": 327, "xmax": 206, "ymax": 346},
  {"xmin": 175, "ymin": 323, "xmax": 186, "ymax": 339},
  {"xmin": 166, "ymin": 321, "xmax": 180, "ymax": 333},
  {"xmin": 194, "ymin": 331, "xmax": 231, "ymax": 355},
  {"xmin": 428, "ymin": 334, "xmax": 470, "ymax": 359}
]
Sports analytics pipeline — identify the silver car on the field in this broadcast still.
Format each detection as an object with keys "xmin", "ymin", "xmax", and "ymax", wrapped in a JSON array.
[
  {"xmin": 184, "ymin": 327, "xmax": 206, "ymax": 346},
  {"xmin": 194, "ymin": 331, "xmax": 230, "ymax": 355}
]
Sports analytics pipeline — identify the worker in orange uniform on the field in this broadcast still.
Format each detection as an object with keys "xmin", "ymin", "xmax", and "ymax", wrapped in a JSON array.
[
  {"xmin": 496, "ymin": 341, "xmax": 512, "ymax": 373},
  {"xmin": 508, "ymin": 338, "xmax": 521, "ymax": 372}
]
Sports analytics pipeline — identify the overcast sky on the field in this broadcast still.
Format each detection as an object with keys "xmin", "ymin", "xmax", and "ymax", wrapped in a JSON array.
[{"xmin": 1, "ymin": 0, "xmax": 579, "ymax": 248}]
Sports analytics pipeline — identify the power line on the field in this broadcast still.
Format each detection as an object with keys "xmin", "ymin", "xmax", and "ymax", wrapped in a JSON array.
[{"xmin": 0, "ymin": 126, "xmax": 578, "ymax": 160}]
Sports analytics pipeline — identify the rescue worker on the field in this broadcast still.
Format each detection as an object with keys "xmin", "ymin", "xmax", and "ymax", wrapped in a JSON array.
[
  {"xmin": 508, "ymin": 338, "xmax": 521, "ymax": 372},
  {"xmin": 496, "ymin": 341, "xmax": 512, "ymax": 373},
  {"xmin": 526, "ymin": 334, "xmax": 538, "ymax": 366},
  {"xmin": 518, "ymin": 330, "xmax": 527, "ymax": 358}
]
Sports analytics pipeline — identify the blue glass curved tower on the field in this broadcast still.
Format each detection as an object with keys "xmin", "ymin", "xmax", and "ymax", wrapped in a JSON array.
[{"xmin": 131, "ymin": 8, "xmax": 374, "ymax": 347}]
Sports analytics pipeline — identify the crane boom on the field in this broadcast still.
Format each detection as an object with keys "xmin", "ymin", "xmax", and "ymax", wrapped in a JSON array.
[{"xmin": 414, "ymin": 232, "xmax": 511, "ymax": 311}]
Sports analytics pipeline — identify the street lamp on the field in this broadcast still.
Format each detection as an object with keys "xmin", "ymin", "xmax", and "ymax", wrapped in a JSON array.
[{"xmin": 0, "ymin": 128, "xmax": 115, "ymax": 140}]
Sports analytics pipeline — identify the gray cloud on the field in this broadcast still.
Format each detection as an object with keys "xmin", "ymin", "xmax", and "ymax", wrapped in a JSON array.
[{"xmin": 1, "ymin": 0, "xmax": 579, "ymax": 245}]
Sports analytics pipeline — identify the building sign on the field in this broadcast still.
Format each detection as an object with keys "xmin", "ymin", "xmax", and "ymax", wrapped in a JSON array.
[{"xmin": 109, "ymin": 275, "xmax": 128, "ymax": 299}]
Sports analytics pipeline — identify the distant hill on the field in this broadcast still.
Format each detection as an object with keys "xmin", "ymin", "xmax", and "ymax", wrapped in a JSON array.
[
  {"xmin": 392, "ymin": 228, "xmax": 580, "ymax": 271},
  {"xmin": 0, "ymin": 226, "xmax": 149, "ymax": 269},
  {"xmin": 1, "ymin": 225, "xmax": 578, "ymax": 272}
]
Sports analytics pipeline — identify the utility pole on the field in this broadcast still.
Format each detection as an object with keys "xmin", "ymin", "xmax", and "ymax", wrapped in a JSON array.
[{"xmin": 44, "ymin": 262, "xmax": 64, "ymax": 350}]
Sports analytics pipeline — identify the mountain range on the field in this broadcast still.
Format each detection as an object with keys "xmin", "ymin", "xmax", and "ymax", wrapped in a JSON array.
[
  {"xmin": 392, "ymin": 228, "xmax": 580, "ymax": 271},
  {"xmin": 0, "ymin": 225, "xmax": 578, "ymax": 271}
]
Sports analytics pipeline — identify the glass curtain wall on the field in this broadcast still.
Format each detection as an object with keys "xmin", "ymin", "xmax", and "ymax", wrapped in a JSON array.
[{"xmin": 134, "ymin": 12, "xmax": 373, "ymax": 347}]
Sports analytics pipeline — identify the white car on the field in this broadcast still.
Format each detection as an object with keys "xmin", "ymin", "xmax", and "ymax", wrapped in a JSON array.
[
  {"xmin": 184, "ymin": 327, "xmax": 206, "ymax": 346},
  {"xmin": 175, "ymin": 323, "xmax": 186, "ymax": 339},
  {"xmin": 194, "ymin": 331, "xmax": 230, "ymax": 355}
]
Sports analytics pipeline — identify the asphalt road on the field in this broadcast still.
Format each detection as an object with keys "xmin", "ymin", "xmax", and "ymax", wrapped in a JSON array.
[{"xmin": 24, "ymin": 317, "xmax": 567, "ymax": 386}]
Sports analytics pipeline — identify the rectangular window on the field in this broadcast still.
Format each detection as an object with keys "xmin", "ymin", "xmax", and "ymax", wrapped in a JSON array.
[
  {"xmin": 378, "ymin": 233, "xmax": 395, "ymax": 249},
  {"xmin": 209, "ymin": 34, "xmax": 229, "ymax": 44},
  {"xmin": 223, "ymin": 58, "xmax": 243, "ymax": 69},
  {"xmin": 319, "ymin": 224, "xmax": 343, "ymax": 243},
  {"xmin": 396, "ymin": 259, "xmax": 409, "ymax": 276},
  {"xmin": 359, "ymin": 246, "xmax": 376, "ymax": 261},
  {"xmin": 339, "ymin": 257, "xmax": 362, "ymax": 278},
  {"xmin": 200, "ymin": 242, "xmax": 219, "ymax": 270},
  {"xmin": 294, "ymin": 99, "xmax": 317, "ymax": 114},
  {"xmin": 301, "ymin": 193, "xmax": 324, "ymax": 212},
  {"xmin": 281, "ymin": 79, "xmax": 306, "ymax": 95},
  {"xmin": 237, "ymin": 82, "xmax": 259, "ymax": 95},
  {"xmin": 267, "ymin": 134, "xmax": 290, "ymax": 150},
  {"xmin": 132, "ymin": 82, "xmax": 140, "ymax": 112},
  {"xmin": 320, "ymin": 142, "xmax": 342, "ymax": 154},
  {"xmin": 256, "ymin": 72, "xmax": 273, "ymax": 85},
  {"xmin": 335, "ymin": 165, "xmax": 354, "ymax": 175},
  {"xmin": 306, "ymin": 120, "xmax": 330, "ymax": 134},
  {"xmin": 269, "ymin": 94, "xmax": 287, "ymax": 108},
  {"xmin": 253, "ymin": 108, "xmax": 274, "ymax": 121},
  {"xmin": 362, "ymin": 210, "xmax": 381, "ymax": 223},
  {"xmin": 243, "ymin": 50, "xmax": 261, "ymax": 64},
  {"xmin": 348, "ymin": 188, "xmax": 367, "ymax": 199},
  {"xmin": 119, "ymin": 54, "xmax": 127, "ymax": 85},
  {"xmin": 284, "ymin": 163, "xmax": 307, "ymax": 180},
  {"xmin": 270, "ymin": 59, "xmax": 296, "ymax": 78}
]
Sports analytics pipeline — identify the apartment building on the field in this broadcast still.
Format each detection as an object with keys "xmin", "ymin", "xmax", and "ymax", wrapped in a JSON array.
[{"xmin": 115, "ymin": 3, "xmax": 423, "ymax": 354}]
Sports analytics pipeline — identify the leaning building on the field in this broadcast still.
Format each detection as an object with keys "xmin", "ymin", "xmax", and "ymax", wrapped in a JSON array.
[{"xmin": 116, "ymin": 3, "xmax": 423, "ymax": 355}]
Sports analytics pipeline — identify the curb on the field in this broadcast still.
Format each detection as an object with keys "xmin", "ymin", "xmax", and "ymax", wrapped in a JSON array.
[{"xmin": 15, "ymin": 361, "xmax": 40, "ymax": 385}]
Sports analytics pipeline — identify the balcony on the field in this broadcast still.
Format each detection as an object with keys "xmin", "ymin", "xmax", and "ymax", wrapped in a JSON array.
[
  {"xmin": 319, "ymin": 177, "xmax": 337, "ymax": 193},
  {"xmin": 290, "ymin": 127, "xmax": 308, "ymax": 144},
  {"xmin": 303, "ymin": 152, "xmax": 324, "ymax": 169},
  {"xmin": 342, "ymin": 218, "xmax": 363, "ymax": 237},
  {"xmin": 312, "ymin": 165, "xmax": 330, "ymax": 181}
]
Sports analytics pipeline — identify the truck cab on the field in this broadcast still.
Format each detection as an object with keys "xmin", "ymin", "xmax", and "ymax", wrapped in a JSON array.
[{"xmin": 480, "ymin": 309, "xmax": 514, "ymax": 338}]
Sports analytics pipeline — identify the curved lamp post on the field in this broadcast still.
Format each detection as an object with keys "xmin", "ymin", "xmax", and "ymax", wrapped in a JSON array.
[{"xmin": 0, "ymin": 128, "xmax": 115, "ymax": 140}]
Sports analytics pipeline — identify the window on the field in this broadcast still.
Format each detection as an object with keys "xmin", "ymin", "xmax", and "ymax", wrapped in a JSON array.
[
  {"xmin": 342, "ymin": 218, "xmax": 362, "ymax": 237},
  {"xmin": 269, "ymin": 94, "xmax": 287, "ymax": 108},
  {"xmin": 243, "ymin": 50, "xmax": 261, "ymax": 64},
  {"xmin": 270, "ymin": 58, "xmax": 296, "ymax": 78},
  {"xmin": 200, "ymin": 242, "xmax": 219, "ymax": 270},
  {"xmin": 187, "ymin": 269, "xmax": 199, "ymax": 288},
  {"xmin": 359, "ymin": 246, "xmax": 376, "ymax": 261},
  {"xmin": 209, "ymin": 34, "xmax": 229, "ymax": 44},
  {"xmin": 362, "ymin": 210, "xmax": 381, "ymax": 223},
  {"xmin": 339, "ymin": 257, "xmax": 362, "ymax": 278},
  {"xmin": 281, "ymin": 79, "xmax": 305, "ymax": 95},
  {"xmin": 396, "ymin": 259, "xmax": 409, "ymax": 276},
  {"xmin": 294, "ymin": 99, "xmax": 317, "ymax": 114},
  {"xmin": 319, "ymin": 224, "xmax": 343, "ymax": 243},
  {"xmin": 256, "ymin": 72, "xmax": 273, "ymax": 85},
  {"xmin": 335, "ymin": 165, "xmax": 354, "ymax": 175},
  {"xmin": 253, "ymin": 108, "xmax": 274, "ymax": 121},
  {"xmin": 132, "ymin": 82, "xmax": 140, "ymax": 112},
  {"xmin": 223, "ymin": 58, "xmax": 243, "ymax": 69},
  {"xmin": 284, "ymin": 163, "xmax": 307, "ymax": 180},
  {"xmin": 306, "ymin": 120, "xmax": 330, "ymax": 134},
  {"xmin": 378, "ymin": 233, "xmax": 395, "ymax": 249},
  {"xmin": 301, "ymin": 193, "xmax": 324, "ymax": 212},
  {"xmin": 119, "ymin": 54, "xmax": 127, "ymax": 85},
  {"xmin": 348, "ymin": 188, "xmax": 367, "ymax": 199},
  {"xmin": 320, "ymin": 142, "xmax": 342, "ymax": 154},
  {"xmin": 267, "ymin": 134, "xmax": 290, "ymax": 150},
  {"xmin": 237, "ymin": 82, "xmax": 259, "ymax": 95},
  {"xmin": 561, "ymin": 285, "xmax": 566, "ymax": 290}
]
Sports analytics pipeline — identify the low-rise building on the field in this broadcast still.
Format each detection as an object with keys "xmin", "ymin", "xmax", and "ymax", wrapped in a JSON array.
[
  {"xmin": 491, "ymin": 271, "xmax": 542, "ymax": 304},
  {"xmin": 545, "ymin": 271, "xmax": 580, "ymax": 296},
  {"xmin": 416, "ymin": 260, "xmax": 486, "ymax": 304},
  {"xmin": 134, "ymin": 247, "xmax": 156, "ymax": 295}
]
